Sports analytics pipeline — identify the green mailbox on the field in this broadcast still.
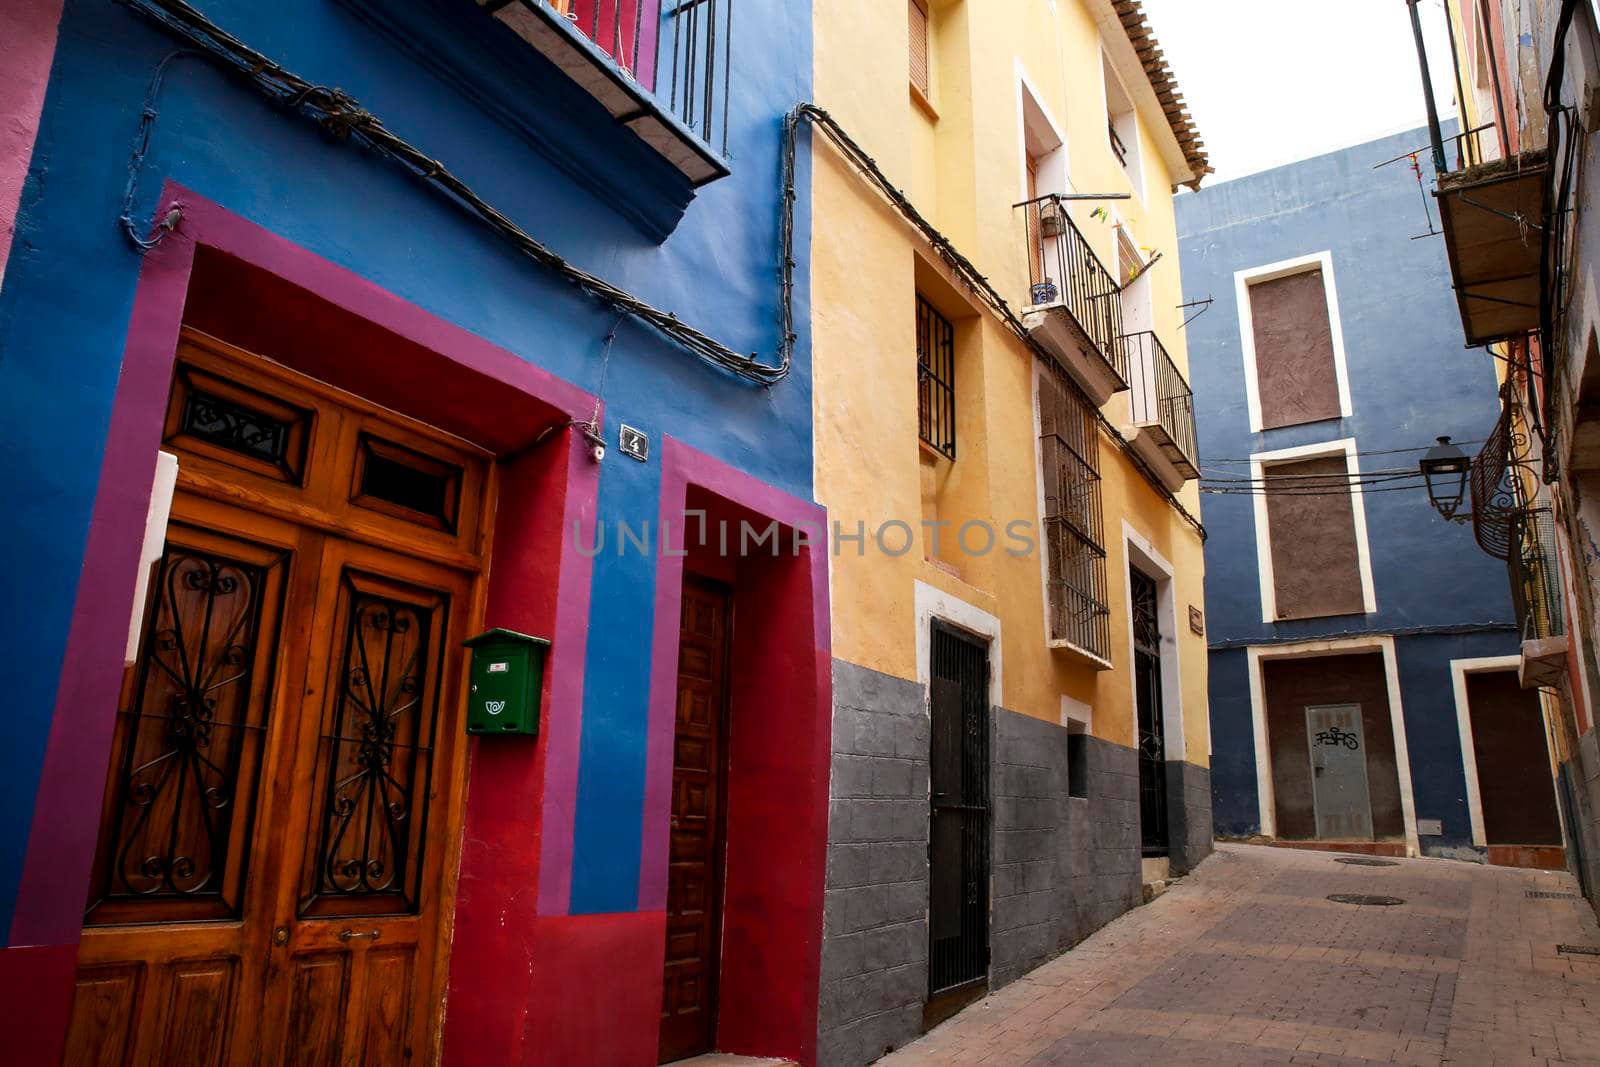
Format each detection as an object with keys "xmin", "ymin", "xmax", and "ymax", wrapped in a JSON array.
[{"xmin": 462, "ymin": 628, "xmax": 550, "ymax": 736}]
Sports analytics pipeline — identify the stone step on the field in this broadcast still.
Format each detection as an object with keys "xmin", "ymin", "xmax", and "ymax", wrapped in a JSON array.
[{"xmin": 663, "ymin": 1057, "xmax": 798, "ymax": 1067}]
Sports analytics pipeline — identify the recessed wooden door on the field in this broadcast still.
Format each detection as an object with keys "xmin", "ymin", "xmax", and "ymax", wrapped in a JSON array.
[
  {"xmin": 65, "ymin": 330, "xmax": 489, "ymax": 1067},
  {"xmin": 659, "ymin": 578, "xmax": 730, "ymax": 1064}
]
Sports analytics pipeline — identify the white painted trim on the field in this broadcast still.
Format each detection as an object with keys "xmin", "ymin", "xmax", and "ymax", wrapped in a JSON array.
[
  {"xmin": 1249, "ymin": 437, "xmax": 1378, "ymax": 624},
  {"xmin": 1450, "ymin": 656, "xmax": 1523, "ymax": 848},
  {"xmin": 1060, "ymin": 694, "xmax": 1091, "ymax": 731},
  {"xmin": 1245, "ymin": 635, "xmax": 1420, "ymax": 855},
  {"xmin": 1123, "ymin": 521, "xmax": 1185, "ymax": 763},
  {"xmin": 1015, "ymin": 58, "xmax": 1071, "ymax": 202},
  {"xmin": 1097, "ymin": 45, "xmax": 1146, "ymax": 203},
  {"xmin": 1233, "ymin": 251, "xmax": 1354, "ymax": 434},
  {"xmin": 914, "ymin": 580, "xmax": 1002, "ymax": 710},
  {"xmin": 1451, "ymin": 656, "xmax": 1564, "ymax": 849}
]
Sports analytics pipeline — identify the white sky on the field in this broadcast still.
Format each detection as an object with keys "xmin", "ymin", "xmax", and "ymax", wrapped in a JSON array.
[{"xmin": 1139, "ymin": 0, "xmax": 1463, "ymax": 184}]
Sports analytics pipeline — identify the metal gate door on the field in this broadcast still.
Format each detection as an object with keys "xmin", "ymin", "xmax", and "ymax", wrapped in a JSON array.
[
  {"xmin": 1306, "ymin": 703, "xmax": 1374, "ymax": 840},
  {"xmin": 1132, "ymin": 568, "xmax": 1169, "ymax": 856},
  {"xmin": 928, "ymin": 622, "xmax": 990, "ymax": 998}
]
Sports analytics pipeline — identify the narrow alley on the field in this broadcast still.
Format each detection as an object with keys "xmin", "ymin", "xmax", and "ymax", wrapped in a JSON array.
[{"xmin": 882, "ymin": 845, "xmax": 1600, "ymax": 1066}]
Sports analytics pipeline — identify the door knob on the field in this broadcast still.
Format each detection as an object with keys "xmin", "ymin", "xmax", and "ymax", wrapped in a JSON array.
[{"xmin": 272, "ymin": 926, "xmax": 289, "ymax": 946}]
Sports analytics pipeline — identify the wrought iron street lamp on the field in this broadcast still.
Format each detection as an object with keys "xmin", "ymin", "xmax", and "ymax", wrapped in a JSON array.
[{"xmin": 1421, "ymin": 435, "xmax": 1470, "ymax": 520}]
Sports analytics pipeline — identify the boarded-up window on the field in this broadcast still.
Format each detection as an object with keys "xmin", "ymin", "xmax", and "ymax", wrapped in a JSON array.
[
  {"xmin": 909, "ymin": 0, "xmax": 931, "ymax": 97},
  {"xmin": 1263, "ymin": 456, "xmax": 1366, "ymax": 619},
  {"xmin": 1247, "ymin": 268, "xmax": 1342, "ymax": 429}
]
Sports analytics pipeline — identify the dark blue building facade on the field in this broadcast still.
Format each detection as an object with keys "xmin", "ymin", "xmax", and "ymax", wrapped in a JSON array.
[
  {"xmin": 0, "ymin": 1, "xmax": 832, "ymax": 1063},
  {"xmin": 1176, "ymin": 127, "xmax": 1555, "ymax": 865}
]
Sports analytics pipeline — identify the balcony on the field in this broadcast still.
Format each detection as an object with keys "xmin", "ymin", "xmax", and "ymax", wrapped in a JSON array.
[
  {"xmin": 480, "ymin": 0, "xmax": 731, "ymax": 185},
  {"xmin": 1436, "ymin": 149, "xmax": 1548, "ymax": 345},
  {"xmin": 340, "ymin": 0, "xmax": 731, "ymax": 239},
  {"xmin": 1017, "ymin": 195, "xmax": 1130, "ymax": 406},
  {"xmin": 1510, "ymin": 508, "xmax": 1569, "ymax": 689},
  {"xmin": 1120, "ymin": 331, "xmax": 1199, "ymax": 491}
]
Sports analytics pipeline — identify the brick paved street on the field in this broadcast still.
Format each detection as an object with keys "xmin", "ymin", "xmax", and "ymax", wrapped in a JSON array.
[{"xmin": 878, "ymin": 844, "xmax": 1600, "ymax": 1066}]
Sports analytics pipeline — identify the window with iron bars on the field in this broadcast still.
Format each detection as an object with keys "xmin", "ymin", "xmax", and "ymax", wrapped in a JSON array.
[
  {"xmin": 917, "ymin": 294, "xmax": 957, "ymax": 459},
  {"xmin": 1038, "ymin": 365, "xmax": 1109, "ymax": 658}
]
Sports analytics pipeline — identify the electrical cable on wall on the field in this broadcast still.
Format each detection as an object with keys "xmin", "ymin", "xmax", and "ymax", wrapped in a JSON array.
[
  {"xmin": 115, "ymin": 0, "xmax": 794, "ymax": 385},
  {"xmin": 115, "ymin": 0, "xmax": 1206, "ymax": 538},
  {"xmin": 792, "ymin": 103, "xmax": 1208, "ymax": 540}
]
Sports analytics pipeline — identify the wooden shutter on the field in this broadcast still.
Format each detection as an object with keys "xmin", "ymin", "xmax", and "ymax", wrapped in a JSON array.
[
  {"xmin": 1248, "ymin": 268, "xmax": 1342, "ymax": 429},
  {"xmin": 1263, "ymin": 456, "xmax": 1366, "ymax": 620},
  {"xmin": 909, "ymin": 0, "xmax": 931, "ymax": 97}
]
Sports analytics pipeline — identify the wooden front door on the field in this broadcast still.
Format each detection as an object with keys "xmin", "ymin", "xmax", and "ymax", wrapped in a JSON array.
[
  {"xmin": 64, "ymin": 329, "xmax": 490, "ymax": 1066},
  {"xmin": 1468, "ymin": 670, "xmax": 1563, "ymax": 847},
  {"xmin": 659, "ymin": 578, "xmax": 730, "ymax": 1064}
]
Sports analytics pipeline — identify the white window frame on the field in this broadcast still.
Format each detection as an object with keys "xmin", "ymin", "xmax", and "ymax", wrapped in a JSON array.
[
  {"xmin": 1451, "ymin": 656, "xmax": 1564, "ymax": 848},
  {"xmin": 1098, "ymin": 47, "xmax": 1146, "ymax": 204},
  {"xmin": 1234, "ymin": 252, "xmax": 1354, "ymax": 434},
  {"xmin": 915, "ymin": 579, "xmax": 1002, "ymax": 711},
  {"xmin": 1123, "ymin": 521, "xmax": 1185, "ymax": 763},
  {"xmin": 1015, "ymin": 60, "xmax": 1072, "ymax": 203},
  {"xmin": 1250, "ymin": 437, "xmax": 1377, "ymax": 624},
  {"xmin": 1246, "ymin": 636, "xmax": 1420, "ymax": 855}
]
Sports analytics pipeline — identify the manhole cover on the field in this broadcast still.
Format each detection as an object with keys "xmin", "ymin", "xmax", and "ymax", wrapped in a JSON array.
[
  {"xmin": 1327, "ymin": 893, "xmax": 1405, "ymax": 906},
  {"xmin": 1528, "ymin": 891, "xmax": 1577, "ymax": 900},
  {"xmin": 1335, "ymin": 857, "xmax": 1399, "ymax": 867},
  {"xmin": 1558, "ymin": 944, "xmax": 1600, "ymax": 956}
]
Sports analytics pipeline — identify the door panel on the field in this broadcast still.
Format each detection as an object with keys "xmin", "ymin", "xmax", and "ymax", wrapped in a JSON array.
[
  {"xmin": 660, "ymin": 578, "xmax": 729, "ymax": 1064},
  {"xmin": 926, "ymin": 623, "xmax": 989, "ymax": 1001},
  {"xmin": 85, "ymin": 524, "xmax": 292, "ymax": 926},
  {"xmin": 160, "ymin": 959, "xmax": 237, "ymax": 1064},
  {"xmin": 1131, "ymin": 569, "xmax": 1168, "ymax": 856},
  {"xmin": 1468, "ymin": 671, "xmax": 1563, "ymax": 845},
  {"xmin": 281, "ymin": 953, "xmax": 349, "ymax": 1065},
  {"xmin": 62, "ymin": 964, "xmax": 142, "ymax": 1067},
  {"xmin": 1306, "ymin": 704, "xmax": 1374, "ymax": 839},
  {"xmin": 262, "ymin": 539, "xmax": 470, "ymax": 1067},
  {"xmin": 68, "ymin": 333, "xmax": 490, "ymax": 1067}
]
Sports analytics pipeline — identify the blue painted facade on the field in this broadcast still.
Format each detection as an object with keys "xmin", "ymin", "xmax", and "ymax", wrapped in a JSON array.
[
  {"xmin": 1175, "ymin": 126, "xmax": 1520, "ymax": 855},
  {"xmin": 0, "ymin": 0, "xmax": 809, "ymax": 942}
]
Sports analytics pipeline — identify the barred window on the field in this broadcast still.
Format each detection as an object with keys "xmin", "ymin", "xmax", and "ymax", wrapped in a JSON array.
[
  {"xmin": 917, "ymin": 294, "xmax": 956, "ymax": 459},
  {"xmin": 1038, "ymin": 366, "xmax": 1109, "ymax": 658}
]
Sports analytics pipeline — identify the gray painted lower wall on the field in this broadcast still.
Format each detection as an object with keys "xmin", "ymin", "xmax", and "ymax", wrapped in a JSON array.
[
  {"xmin": 1167, "ymin": 760, "xmax": 1215, "ymax": 875},
  {"xmin": 818, "ymin": 659, "xmax": 930, "ymax": 1067},
  {"xmin": 817, "ymin": 658, "xmax": 1213, "ymax": 1067}
]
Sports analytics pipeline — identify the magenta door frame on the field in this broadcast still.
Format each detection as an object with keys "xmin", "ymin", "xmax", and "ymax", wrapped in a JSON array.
[{"xmin": 2, "ymin": 184, "xmax": 600, "ymax": 1063}]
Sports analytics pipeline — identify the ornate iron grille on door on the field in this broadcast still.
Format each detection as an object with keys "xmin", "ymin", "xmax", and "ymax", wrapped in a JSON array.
[
  {"xmin": 1132, "ymin": 568, "xmax": 1169, "ymax": 856},
  {"xmin": 305, "ymin": 575, "xmax": 442, "ymax": 914},
  {"xmin": 928, "ymin": 622, "xmax": 990, "ymax": 997},
  {"xmin": 87, "ymin": 544, "xmax": 281, "ymax": 923}
]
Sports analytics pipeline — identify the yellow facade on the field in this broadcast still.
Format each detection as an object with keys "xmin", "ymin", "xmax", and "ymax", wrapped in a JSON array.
[{"xmin": 813, "ymin": 0, "xmax": 1209, "ymax": 760}]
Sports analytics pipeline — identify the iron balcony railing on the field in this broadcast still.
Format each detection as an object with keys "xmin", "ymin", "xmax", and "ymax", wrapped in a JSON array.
[
  {"xmin": 1017, "ymin": 194, "xmax": 1128, "ymax": 382},
  {"xmin": 1121, "ymin": 331, "xmax": 1199, "ymax": 472},
  {"xmin": 1510, "ymin": 508, "xmax": 1566, "ymax": 644},
  {"xmin": 506, "ymin": 0, "xmax": 732, "ymax": 156}
]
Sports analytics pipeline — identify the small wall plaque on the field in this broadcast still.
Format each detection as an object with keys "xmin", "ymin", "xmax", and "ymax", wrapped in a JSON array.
[
  {"xmin": 1417, "ymin": 818, "xmax": 1443, "ymax": 836},
  {"xmin": 619, "ymin": 424, "xmax": 649, "ymax": 462},
  {"xmin": 1189, "ymin": 605, "xmax": 1205, "ymax": 636}
]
